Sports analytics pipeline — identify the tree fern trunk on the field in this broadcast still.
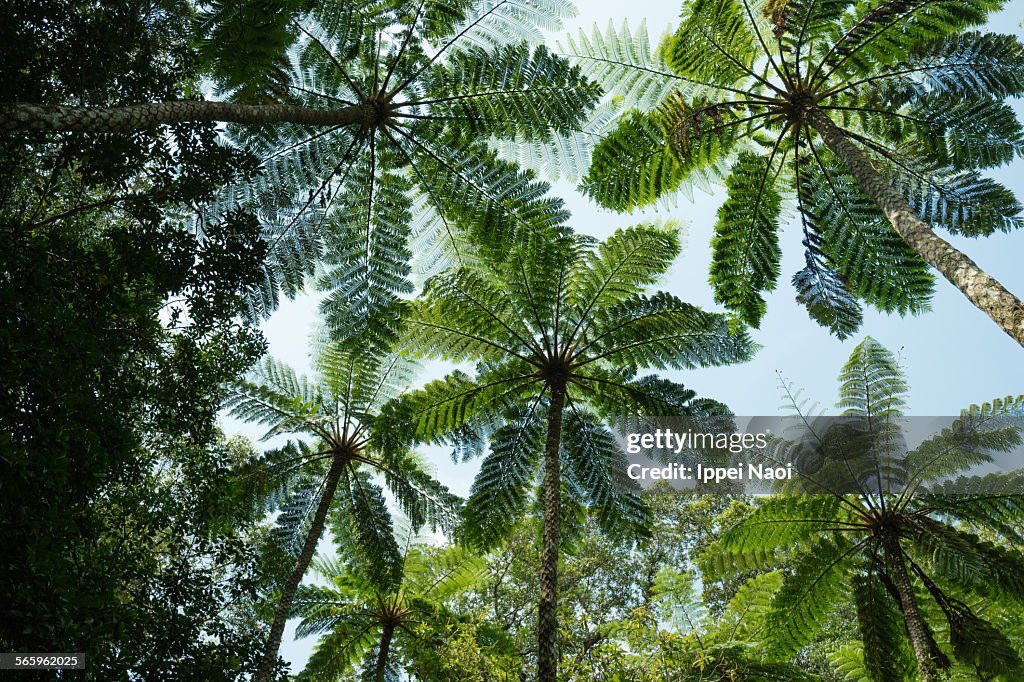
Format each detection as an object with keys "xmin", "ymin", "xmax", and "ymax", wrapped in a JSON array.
[
  {"xmin": 537, "ymin": 379, "xmax": 567, "ymax": 682},
  {"xmin": 374, "ymin": 623, "xmax": 396, "ymax": 682},
  {"xmin": 807, "ymin": 107, "xmax": 1024, "ymax": 348},
  {"xmin": 1, "ymin": 101, "xmax": 375, "ymax": 132},
  {"xmin": 882, "ymin": 534, "xmax": 938, "ymax": 682},
  {"xmin": 255, "ymin": 454, "xmax": 348, "ymax": 682}
]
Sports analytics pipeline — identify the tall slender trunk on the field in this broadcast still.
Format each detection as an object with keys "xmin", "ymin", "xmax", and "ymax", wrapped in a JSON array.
[
  {"xmin": 807, "ymin": 107, "xmax": 1024, "ymax": 348},
  {"xmin": 1, "ymin": 101, "xmax": 374, "ymax": 132},
  {"xmin": 882, "ymin": 534, "xmax": 938, "ymax": 682},
  {"xmin": 375, "ymin": 623, "xmax": 396, "ymax": 682},
  {"xmin": 255, "ymin": 454, "xmax": 348, "ymax": 682},
  {"xmin": 537, "ymin": 379, "xmax": 567, "ymax": 682}
]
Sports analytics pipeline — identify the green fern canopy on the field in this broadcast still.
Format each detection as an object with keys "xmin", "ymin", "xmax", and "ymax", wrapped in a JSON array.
[
  {"xmin": 394, "ymin": 223, "xmax": 756, "ymax": 549},
  {"xmin": 701, "ymin": 337, "xmax": 1024, "ymax": 678},
  {"xmin": 210, "ymin": 0, "xmax": 601, "ymax": 343},
  {"xmin": 579, "ymin": 0, "xmax": 1024, "ymax": 338}
]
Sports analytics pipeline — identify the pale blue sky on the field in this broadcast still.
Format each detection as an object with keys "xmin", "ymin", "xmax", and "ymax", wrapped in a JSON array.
[{"xmin": 222, "ymin": 1, "xmax": 1024, "ymax": 673}]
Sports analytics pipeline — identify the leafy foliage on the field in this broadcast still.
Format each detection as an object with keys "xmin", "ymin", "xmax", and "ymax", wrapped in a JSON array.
[
  {"xmin": 394, "ymin": 223, "xmax": 753, "ymax": 680},
  {"xmin": 702, "ymin": 337, "xmax": 1024, "ymax": 679},
  {"xmin": 0, "ymin": 1, "xmax": 268, "ymax": 669},
  {"xmin": 399, "ymin": 223, "xmax": 754, "ymax": 549},
  {"xmin": 207, "ymin": 0, "xmax": 600, "ymax": 343},
  {"xmin": 226, "ymin": 338, "xmax": 460, "ymax": 675},
  {"xmin": 578, "ymin": 0, "xmax": 1024, "ymax": 336},
  {"xmin": 293, "ymin": 540, "xmax": 488, "ymax": 681}
]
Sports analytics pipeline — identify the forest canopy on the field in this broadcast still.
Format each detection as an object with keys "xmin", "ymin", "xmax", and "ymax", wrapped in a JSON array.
[{"xmin": 2, "ymin": 1, "xmax": 1024, "ymax": 681}]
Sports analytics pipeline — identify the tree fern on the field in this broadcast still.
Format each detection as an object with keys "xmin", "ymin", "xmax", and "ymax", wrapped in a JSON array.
[
  {"xmin": 577, "ymin": 0, "xmax": 1024, "ymax": 343},
  {"xmin": 226, "ymin": 334, "xmax": 459, "ymax": 680},
  {"xmin": 702, "ymin": 337, "xmax": 1024, "ymax": 679},
  {"xmin": 292, "ymin": 539, "xmax": 488, "ymax": 682},
  {"xmin": 7, "ymin": 0, "xmax": 600, "ymax": 345},
  {"xmin": 396, "ymin": 223, "xmax": 754, "ymax": 682}
]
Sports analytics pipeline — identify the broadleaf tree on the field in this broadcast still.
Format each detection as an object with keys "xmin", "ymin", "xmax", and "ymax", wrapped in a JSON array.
[
  {"xmin": 580, "ymin": 0, "xmax": 1024, "ymax": 345},
  {"xmin": 393, "ymin": 223, "xmax": 756, "ymax": 682},
  {"xmin": 1, "ymin": 0, "xmax": 269, "ymax": 666}
]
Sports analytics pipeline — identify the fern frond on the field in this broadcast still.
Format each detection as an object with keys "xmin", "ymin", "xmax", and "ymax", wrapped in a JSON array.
[
  {"xmin": 427, "ymin": 43, "xmax": 601, "ymax": 140},
  {"xmin": 709, "ymin": 151, "xmax": 784, "ymax": 326},
  {"xmin": 817, "ymin": 0, "xmax": 1002, "ymax": 85},
  {"xmin": 411, "ymin": 134, "xmax": 570, "ymax": 257},
  {"xmin": 718, "ymin": 495, "xmax": 844, "ymax": 556},
  {"xmin": 836, "ymin": 336, "xmax": 908, "ymax": 417},
  {"xmin": 581, "ymin": 110, "xmax": 683, "ymax": 211},
  {"xmin": 587, "ymin": 291, "xmax": 757, "ymax": 370},
  {"xmin": 765, "ymin": 536, "xmax": 856, "ymax": 656},
  {"xmin": 317, "ymin": 149, "xmax": 414, "ymax": 343},
  {"xmin": 803, "ymin": 149, "xmax": 935, "ymax": 315},
  {"xmin": 427, "ymin": 0, "xmax": 574, "ymax": 51},
  {"xmin": 716, "ymin": 570, "xmax": 784, "ymax": 642},
  {"xmin": 337, "ymin": 471, "xmax": 403, "ymax": 591},
  {"xmin": 560, "ymin": 404, "xmax": 650, "ymax": 537},
  {"xmin": 852, "ymin": 571, "xmax": 915, "ymax": 681},
  {"xmin": 907, "ymin": 95, "xmax": 1024, "ymax": 169},
  {"xmin": 400, "ymin": 364, "xmax": 538, "ymax": 444},
  {"xmin": 887, "ymin": 157, "xmax": 1024, "ymax": 236},
  {"xmin": 299, "ymin": 614, "xmax": 380, "ymax": 681},
  {"xmin": 274, "ymin": 477, "xmax": 325, "ymax": 556},
  {"xmin": 663, "ymin": 0, "xmax": 759, "ymax": 87},
  {"xmin": 652, "ymin": 567, "xmax": 708, "ymax": 634},
  {"xmin": 561, "ymin": 19, "xmax": 677, "ymax": 109},
  {"xmin": 567, "ymin": 222, "xmax": 682, "ymax": 316},
  {"xmin": 461, "ymin": 401, "xmax": 545, "ymax": 549},
  {"xmin": 912, "ymin": 519, "xmax": 1024, "ymax": 603},
  {"xmin": 405, "ymin": 268, "xmax": 537, "ymax": 363}
]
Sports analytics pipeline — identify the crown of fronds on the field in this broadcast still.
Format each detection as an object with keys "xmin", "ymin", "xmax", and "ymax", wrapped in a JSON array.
[
  {"xmin": 291, "ymin": 541, "xmax": 487, "ymax": 680},
  {"xmin": 394, "ymin": 223, "xmax": 754, "ymax": 548},
  {"xmin": 202, "ymin": 0, "xmax": 600, "ymax": 341},
  {"xmin": 225, "ymin": 338, "xmax": 460, "ymax": 574},
  {"xmin": 700, "ymin": 337, "xmax": 1024, "ymax": 677},
  {"xmin": 574, "ymin": 0, "xmax": 1024, "ymax": 338}
]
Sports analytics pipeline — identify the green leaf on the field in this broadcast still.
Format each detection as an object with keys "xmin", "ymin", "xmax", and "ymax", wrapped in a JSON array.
[
  {"xmin": 462, "ymin": 401, "xmax": 545, "ymax": 548},
  {"xmin": 663, "ymin": 0, "xmax": 759, "ymax": 86},
  {"xmin": 582, "ymin": 110, "xmax": 682, "ymax": 210},
  {"xmin": 765, "ymin": 536, "xmax": 855, "ymax": 656},
  {"xmin": 428, "ymin": 43, "xmax": 601, "ymax": 140},
  {"xmin": 588, "ymin": 291, "xmax": 757, "ymax": 370},
  {"xmin": 709, "ymin": 151, "xmax": 784, "ymax": 326},
  {"xmin": 852, "ymin": 572, "xmax": 914, "ymax": 681}
]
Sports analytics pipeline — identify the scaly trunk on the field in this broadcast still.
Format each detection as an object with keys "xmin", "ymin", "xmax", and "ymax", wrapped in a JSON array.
[
  {"xmin": 807, "ymin": 107, "xmax": 1024, "ymax": 348},
  {"xmin": 537, "ymin": 379, "xmax": 567, "ymax": 682},
  {"xmin": 374, "ymin": 623, "xmax": 396, "ymax": 682},
  {"xmin": 882, "ymin": 534, "xmax": 938, "ymax": 682},
  {"xmin": 255, "ymin": 454, "xmax": 348, "ymax": 682},
  {"xmin": 2, "ymin": 101, "xmax": 375, "ymax": 132}
]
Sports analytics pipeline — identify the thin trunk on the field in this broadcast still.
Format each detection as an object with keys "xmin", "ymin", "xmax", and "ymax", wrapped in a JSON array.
[
  {"xmin": 255, "ymin": 454, "xmax": 348, "ymax": 682},
  {"xmin": 537, "ymin": 379, "xmax": 567, "ymax": 682},
  {"xmin": 375, "ymin": 623, "xmax": 396, "ymax": 682},
  {"xmin": 2, "ymin": 101, "xmax": 374, "ymax": 133},
  {"xmin": 807, "ymin": 106, "xmax": 1024, "ymax": 348},
  {"xmin": 882, "ymin": 534, "xmax": 938, "ymax": 682}
]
